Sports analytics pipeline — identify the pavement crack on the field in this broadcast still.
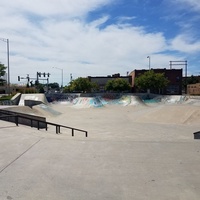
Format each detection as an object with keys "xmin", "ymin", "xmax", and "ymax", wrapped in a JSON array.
[{"xmin": 0, "ymin": 138, "xmax": 43, "ymax": 174}]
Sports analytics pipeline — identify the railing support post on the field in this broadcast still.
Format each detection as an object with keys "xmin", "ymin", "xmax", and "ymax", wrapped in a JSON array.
[
  {"xmin": 15, "ymin": 116, "xmax": 18, "ymax": 126},
  {"xmin": 37, "ymin": 121, "xmax": 40, "ymax": 130},
  {"xmin": 72, "ymin": 129, "xmax": 74, "ymax": 137},
  {"xmin": 56, "ymin": 126, "xmax": 60, "ymax": 134}
]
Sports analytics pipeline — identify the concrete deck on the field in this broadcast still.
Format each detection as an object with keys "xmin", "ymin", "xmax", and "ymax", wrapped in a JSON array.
[{"xmin": 0, "ymin": 103, "xmax": 200, "ymax": 200}]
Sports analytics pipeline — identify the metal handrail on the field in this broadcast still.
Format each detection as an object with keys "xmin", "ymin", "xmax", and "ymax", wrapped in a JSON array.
[{"xmin": 0, "ymin": 114, "xmax": 88, "ymax": 137}]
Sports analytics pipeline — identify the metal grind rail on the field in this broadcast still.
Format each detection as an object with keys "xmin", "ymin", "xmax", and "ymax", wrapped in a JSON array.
[{"xmin": 0, "ymin": 114, "xmax": 88, "ymax": 137}]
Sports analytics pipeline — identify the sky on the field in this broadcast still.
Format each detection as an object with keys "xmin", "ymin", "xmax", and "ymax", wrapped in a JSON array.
[{"xmin": 0, "ymin": 0, "xmax": 200, "ymax": 86}]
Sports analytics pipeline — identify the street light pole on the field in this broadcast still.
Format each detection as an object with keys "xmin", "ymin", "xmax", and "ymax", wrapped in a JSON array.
[
  {"xmin": 53, "ymin": 67, "xmax": 63, "ymax": 88},
  {"xmin": 0, "ymin": 38, "xmax": 10, "ymax": 94},
  {"xmin": 147, "ymin": 56, "xmax": 151, "ymax": 70}
]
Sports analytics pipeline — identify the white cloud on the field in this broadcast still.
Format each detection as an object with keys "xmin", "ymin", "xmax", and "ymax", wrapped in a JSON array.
[
  {"xmin": 0, "ymin": 0, "xmax": 197, "ymax": 85},
  {"xmin": 89, "ymin": 15, "xmax": 110, "ymax": 28},
  {"xmin": 0, "ymin": 0, "xmax": 113, "ymax": 17},
  {"xmin": 174, "ymin": 0, "xmax": 200, "ymax": 12},
  {"xmin": 163, "ymin": 0, "xmax": 200, "ymax": 32},
  {"xmin": 116, "ymin": 16, "xmax": 137, "ymax": 24},
  {"xmin": 170, "ymin": 34, "xmax": 200, "ymax": 53}
]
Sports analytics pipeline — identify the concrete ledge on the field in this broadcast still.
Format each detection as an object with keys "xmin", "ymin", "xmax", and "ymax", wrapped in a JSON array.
[{"xmin": 24, "ymin": 100, "xmax": 43, "ymax": 108}]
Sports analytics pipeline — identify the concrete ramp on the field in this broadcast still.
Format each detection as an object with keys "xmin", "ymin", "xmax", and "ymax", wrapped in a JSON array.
[
  {"xmin": 129, "ymin": 96, "xmax": 146, "ymax": 106},
  {"xmin": 33, "ymin": 104, "xmax": 61, "ymax": 117},
  {"xmin": 112, "ymin": 95, "xmax": 146, "ymax": 106},
  {"xmin": 19, "ymin": 93, "xmax": 48, "ymax": 106},
  {"xmin": 72, "ymin": 95, "xmax": 146, "ymax": 108},
  {"xmin": 133, "ymin": 104, "xmax": 200, "ymax": 125},
  {"xmin": 11, "ymin": 93, "xmax": 21, "ymax": 105},
  {"xmin": 156, "ymin": 95, "xmax": 187, "ymax": 104},
  {"xmin": 0, "ymin": 105, "xmax": 43, "ymax": 116},
  {"xmin": 73, "ymin": 97, "xmax": 103, "ymax": 108}
]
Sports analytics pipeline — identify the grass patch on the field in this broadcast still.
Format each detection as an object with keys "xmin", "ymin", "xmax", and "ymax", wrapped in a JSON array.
[{"xmin": 0, "ymin": 95, "xmax": 13, "ymax": 101}]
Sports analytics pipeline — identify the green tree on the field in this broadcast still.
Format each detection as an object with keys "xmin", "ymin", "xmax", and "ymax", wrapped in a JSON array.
[
  {"xmin": 105, "ymin": 78, "xmax": 131, "ymax": 92},
  {"xmin": 182, "ymin": 75, "xmax": 200, "ymax": 93},
  {"xmin": 0, "ymin": 63, "xmax": 7, "ymax": 86},
  {"xmin": 48, "ymin": 82, "xmax": 60, "ymax": 89},
  {"xmin": 135, "ymin": 70, "xmax": 169, "ymax": 93},
  {"xmin": 37, "ymin": 84, "xmax": 45, "ymax": 93},
  {"xmin": 65, "ymin": 77, "xmax": 98, "ymax": 93},
  {"xmin": 187, "ymin": 75, "xmax": 199, "ymax": 84},
  {"xmin": 0, "ymin": 63, "xmax": 6, "ymax": 77}
]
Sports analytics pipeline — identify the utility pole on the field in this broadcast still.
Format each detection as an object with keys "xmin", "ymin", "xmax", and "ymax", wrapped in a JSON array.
[{"xmin": 0, "ymin": 38, "xmax": 10, "ymax": 94}]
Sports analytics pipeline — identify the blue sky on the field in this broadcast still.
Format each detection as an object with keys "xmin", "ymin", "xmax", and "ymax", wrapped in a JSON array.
[{"xmin": 0, "ymin": 0, "xmax": 200, "ymax": 85}]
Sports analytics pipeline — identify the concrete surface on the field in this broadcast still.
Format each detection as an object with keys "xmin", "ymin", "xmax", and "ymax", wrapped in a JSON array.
[
  {"xmin": 0, "ymin": 101, "xmax": 200, "ymax": 200},
  {"xmin": 18, "ymin": 94, "xmax": 48, "ymax": 106}
]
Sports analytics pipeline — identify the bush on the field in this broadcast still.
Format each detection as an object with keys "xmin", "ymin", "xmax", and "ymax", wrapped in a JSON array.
[{"xmin": 0, "ymin": 95, "xmax": 13, "ymax": 101}]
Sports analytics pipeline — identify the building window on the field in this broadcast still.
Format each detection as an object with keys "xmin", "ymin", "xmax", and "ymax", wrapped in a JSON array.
[{"xmin": 176, "ymin": 76, "xmax": 180, "ymax": 82}]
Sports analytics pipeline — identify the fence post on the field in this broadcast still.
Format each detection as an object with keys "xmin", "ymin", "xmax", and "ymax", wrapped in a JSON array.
[
  {"xmin": 85, "ymin": 131, "xmax": 88, "ymax": 137},
  {"xmin": 72, "ymin": 129, "xmax": 74, "ymax": 137}
]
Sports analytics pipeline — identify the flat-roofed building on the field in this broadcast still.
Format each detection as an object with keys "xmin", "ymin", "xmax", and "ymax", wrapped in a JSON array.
[
  {"xmin": 129, "ymin": 68, "xmax": 182, "ymax": 95},
  {"xmin": 187, "ymin": 83, "xmax": 200, "ymax": 95},
  {"xmin": 88, "ymin": 73, "xmax": 132, "ymax": 92}
]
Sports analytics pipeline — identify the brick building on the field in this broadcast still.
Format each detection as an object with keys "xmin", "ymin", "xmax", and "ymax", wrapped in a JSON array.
[
  {"xmin": 187, "ymin": 83, "xmax": 200, "ymax": 95},
  {"xmin": 88, "ymin": 73, "xmax": 132, "ymax": 92},
  {"xmin": 129, "ymin": 68, "xmax": 183, "ymax": 95}
]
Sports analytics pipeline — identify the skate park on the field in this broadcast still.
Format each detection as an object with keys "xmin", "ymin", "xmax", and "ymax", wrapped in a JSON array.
[{"xmin": 0, "ymin": 93, "xmax": 200, "ymax": 200}]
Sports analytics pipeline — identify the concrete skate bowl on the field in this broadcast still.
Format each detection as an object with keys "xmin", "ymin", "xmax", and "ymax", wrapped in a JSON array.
[
  {"xmin": 132, "ymin": 104, "xmax": 200, "ymax": 125},
  {"xmin": 152, "ymin": 95, "xmax": 187, "ymax": 104},
  {"xmin": 128, "ymin": 96, "xmax": 146, "ymax": 106},
  {"xmin": 101, "ymin": 95, "xmax": 146, "ymax": 107},
  {"xmin": 72, "ymin": 95, "xmax": 146, "ymax": 108},
  {"xmin": 183, "ymin": 96, "xmax": 200, "ymax": 106},
  {"xmin": 73, "ymin": 97, "xmax": 104, "ymax": 108}
]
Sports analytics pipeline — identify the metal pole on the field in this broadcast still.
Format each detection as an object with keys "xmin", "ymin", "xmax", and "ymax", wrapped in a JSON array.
[
  {"xmin": 70, "ymin": 73, "xmax": 72, "ymax": 82},
  {"xmin": 185, "ymin": 60, "xmax": 187, "ymax": 94},
  {"xmin": 0, "ymin": 38, "xmax": 10, "ymax": 94},
  {"xmin": 147, "ymin": 56, "xmax": 150, "ymax": 70},
  {"xmin": 169, "ymin": 60, "xmax": 187, "ymax": 94},
  {"xmin": 61, "ymin": 69, "xmax": 63, "ymax": 88},
  {"xmin": 7, "ymin": 39, "xmax": 10, "ymax": 94}
]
